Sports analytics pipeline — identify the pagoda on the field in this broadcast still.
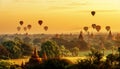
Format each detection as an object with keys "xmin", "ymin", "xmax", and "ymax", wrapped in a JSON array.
[{"xmin": 22, "ymin": 47, "xmax": 42, "ymax": 69}]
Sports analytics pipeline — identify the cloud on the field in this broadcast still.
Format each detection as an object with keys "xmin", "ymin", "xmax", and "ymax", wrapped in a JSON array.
[
  {"xmin": 95, "ymin": 10, "xmax": 118, "ymax": 12},
  {"xmin": 68, "ymin": 2, "xmax": 87, "ymax": 6},
  {"xmin": 48, "ymin": 2, "xmax": 87, "ymax": 10},
  {"xmin": 13, "ymin": 0, "xmax": 45, "ymax": 3},
  {"xmin": 49, "ymin": 6, "xmax": 74, "ymax": 10},
  {"xmin": 76, "ymin": 10, "xmax": 119, "ymax": 13}
]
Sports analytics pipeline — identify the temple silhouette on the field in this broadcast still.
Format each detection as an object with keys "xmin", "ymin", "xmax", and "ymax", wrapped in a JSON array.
[{"xmin": 21, "ymin": 47, "xmax": 47, "ymax": 69}]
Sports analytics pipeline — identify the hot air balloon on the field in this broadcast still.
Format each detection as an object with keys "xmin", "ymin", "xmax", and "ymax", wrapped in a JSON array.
[
  {"xmin": 105, "ymin": 26, "xmax": 110, "ymax": 31},
  {"xmin": 96, "ymin": 25, "xmax": 101, "ymax": 32},
  {"xmin": 17, "ymin": 26, "xmax": 21, "ymax": 31},
  {"xmin": 92, "ymin": 24, "xmax": 96, "ymax": 29},
  {"xmin": 23, "ymin": 27, "xmax": 27, "ymax": 31},
  {"xmin": 27, "ymin": 24, "xmax": 32, "ymax": 30},
  {"xmin": 38, "ymin": 20, "xmax": 43, "ymax": 26},
  {"xmin": 83, "ymin": 26, "xmax": 88, "ymax": 32},
  {"xmin": 19, "ymin": 21, "xmax": 23, "ymax": 26},
  {"xmin": 91, "ymin": 11, "xmax": 96, "ymax": 16},
  {"xmin": 44, "ymin": 26, "xmax": 48, "ymax": 31}
]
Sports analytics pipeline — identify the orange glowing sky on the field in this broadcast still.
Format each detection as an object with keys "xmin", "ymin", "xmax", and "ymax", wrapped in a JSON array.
[{"xmin": 0, "ymin": 0, "xmax": 120, "ymax": 34}]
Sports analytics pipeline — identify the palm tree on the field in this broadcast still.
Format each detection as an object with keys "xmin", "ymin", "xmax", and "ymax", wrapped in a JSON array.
[
  {"xmin": 106, "ymin": 54, "xmax": 116, "ymax": 66},
  {"xmin": 118, "ymin": 47, "xmax": 120, "ymax": 56},
  {"xmin": 118, "ymin": 47, "xmax": 120, "ymax": 66}
]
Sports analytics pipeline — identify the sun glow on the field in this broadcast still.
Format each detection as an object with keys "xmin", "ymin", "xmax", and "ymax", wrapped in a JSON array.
[{"xmin": 0, "ymin": 0, "xmax": 120, "ymax": 34}]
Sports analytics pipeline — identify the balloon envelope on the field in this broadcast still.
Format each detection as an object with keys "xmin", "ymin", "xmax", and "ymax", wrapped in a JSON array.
[
  {"xmin": 17, "ymin": 26, "xmax": 21, "ymax": 31},
  {"xmin": 96, "ymin": 25, "xmax": 101, "ymax": 32},
  {"xmin": 24, "ymin": 27, "xmax": 27, "ymax": 31},
  {"xmin": 38, "ymin": 20, "xmax": 43, "ymax": 25},
  {"xmin": 83, "ymin": 26, "xmax": 88, "ymax": 32},
  {"xmin": 105, "ymin": 26, "xmax": 110, "ymax": 31},
  {"xmin": 27, "ymin": 24, "xmax": 32, "ymax": 30},
  {"xmin": 44, "ymin": 26, "xmax": 48, "ymax": 31},
  {"xmin": 92, "ymin": 24, "xmax": 96, "ymax": 29},
  {"xmin": 19, "ymin": 21, "xmax": 23, "ymax": 26},
  {"xmin": 91, "ymin": 11, "xmax": 95, "ymax": 16}
]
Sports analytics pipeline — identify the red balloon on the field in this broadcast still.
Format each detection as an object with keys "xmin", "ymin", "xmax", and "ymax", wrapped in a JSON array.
[
  {"xmin": 91, "ymin": 11, "xmax": 95, "ymax": 16},
  {"xmin": 44, "ymin": 26, "xmax": 48, "ymax": 31},
  {"xmin": 38, "ymin": 20, "xmax": 43, "ymax": 25},
  {"xmin": 92, "ymin": 24, "xmax": 96, "ymax": 29},
  {"xmin": 105, "ymin": 26, "xmax": 110, "ymax": 31},
  {"xmin": 83, "ymin": 26, "xmax": 88, "ymax": 32},
  {"xmin": 19, "ymin": 21, "xmax": 23, "ymax": 26},
  {"xmin": 17, "ymin": 26, "xmax": 21, "ymax": 31},
  {"xmin": 96, "ymin": 25, "xmax": 101, "ymax": 32},
  {"xmin": 27, "ymin": 24, "xmax": 32, "ymax": 30}
]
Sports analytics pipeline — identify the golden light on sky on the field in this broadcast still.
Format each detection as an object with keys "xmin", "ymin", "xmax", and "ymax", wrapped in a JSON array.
[{"xmin": 0, "ymin": 0, "xmax": 120, "ymax": 34}]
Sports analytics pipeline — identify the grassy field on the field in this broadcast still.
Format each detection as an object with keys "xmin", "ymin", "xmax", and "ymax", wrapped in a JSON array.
[
  {"xmin": 62, "ymin": 56, "xmax": 87, "ymax": 63},
  {"xmin": 6, "ymin": 58, "xmax": 29, "ymax": 65},
  {"xmin": 4, "ymin": 57, "xmax": 86, "ymax": 65}
]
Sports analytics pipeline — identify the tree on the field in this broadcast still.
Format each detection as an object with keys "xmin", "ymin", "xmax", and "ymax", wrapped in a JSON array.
[
  {"xmin": 14, "ymin": 37, "xmax": 23, "ymax": 43},
  {"xmin": 2, "ymin": 40, "xmax": 22, "ymax": 58},
  {"xmin": 88, "ymin": 48, "xmax": 104, "ymax": 65},
  {"xmin": 117, "ymin": 47, "xmax": 120, "ymax": 66},
  {"xmin": 106, "ymin": 54, "xmax": 117, "ymax": 65},
  {"xmin": 60, "ymin": 45, "xmax": 66, "ymax": 54},
  {"xmin": 21, "ymin": 43, "xmax": 33, "ymax": 56},
  {"xmin": 0, "ymin": 45, "xmax": 10, "ymax": 59},
  {"xmin": 39, "ymin": 40, "xmax": 60, "ymax": 59},
  {"xmin": 104, "ymin": 40, "xmax": 114, "ymax": 50},
  {"xmin": 118, "ymin": 47, "xmax": 120, "ymax": 56},
  {"xmin": 59, "ymin": 45, "xmax": 72, "ymax": 57},
  {"xmin": 33, "ymin": 38, "xmax": 41, "ymax": 45},
  {"xmin": 70, "ymin": 47, "xmax": 80, "ymax": 56},
  {"xmin": 0, "ymin": 61, "xmax": 12, "ymax": 69},
  {"xmin": 23, "ymin": 37, "xmax": 32, "ymax": 44}
]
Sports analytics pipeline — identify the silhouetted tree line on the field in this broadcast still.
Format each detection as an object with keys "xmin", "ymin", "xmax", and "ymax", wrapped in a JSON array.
[{"xmin": 23, "ymin": 47, "xmax": 120, "ymax": 69}]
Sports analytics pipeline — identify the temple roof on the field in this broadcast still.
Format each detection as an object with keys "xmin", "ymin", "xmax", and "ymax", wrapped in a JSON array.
[{"xmin": 28, "ymin": 47, "xmax": 42, "ymax": 64}]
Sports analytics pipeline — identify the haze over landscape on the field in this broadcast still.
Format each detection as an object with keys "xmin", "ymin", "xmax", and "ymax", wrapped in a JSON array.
[
  {"xmin": 0, "ymin": 0, "xmax": 120, "ymax": 34},
  {"xmin": 1, "ymin": 1, "xmax": 120, "ymax": 69}
]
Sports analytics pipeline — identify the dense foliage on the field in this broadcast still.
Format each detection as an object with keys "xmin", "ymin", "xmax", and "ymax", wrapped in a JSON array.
[
  {"xmin": 0, "ymin": 34, "xmax": 120, "ymax": 69},
  {"xmin": 0, "ymin": 36, "xmax": 33, "ymax": 59},
  {"xmin": 39, "ymin": 40, "xmax": 61, "ymax": 59}
]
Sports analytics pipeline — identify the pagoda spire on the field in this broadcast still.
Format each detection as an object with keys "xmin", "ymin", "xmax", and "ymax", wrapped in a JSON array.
[
  {"xmin": 42, "ymin": 51, "xmax": 47, "ymax": 61},
  {"xmin": 28, "ymin": 47, "xmax": 41, "ymax": 64},
  {"xmin": 78, "ymin": 31, "xmax": 84, "ymax": 40},
  {"xmin": 107, "ymin": 30, "xmax": 113, "ymax": 40}
]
